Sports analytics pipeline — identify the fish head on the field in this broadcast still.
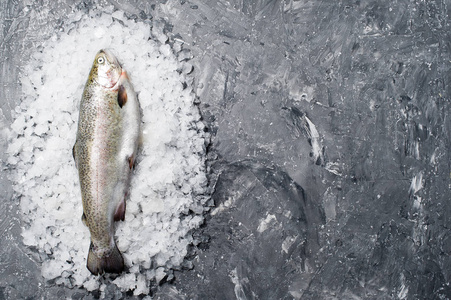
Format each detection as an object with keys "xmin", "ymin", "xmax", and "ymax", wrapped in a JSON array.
[{"xmin": 90, "ymin": 49, "xmax": 122, "ymax": 88}]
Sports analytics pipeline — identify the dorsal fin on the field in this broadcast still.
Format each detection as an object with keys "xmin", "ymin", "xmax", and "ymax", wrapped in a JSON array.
[
  {"xmin": 118, "ymin": 85, "xmax": 127, "ymax": 108},
  {"xmin": 81, "ymin": 213, "xmax": 88, "ymax": 226}
]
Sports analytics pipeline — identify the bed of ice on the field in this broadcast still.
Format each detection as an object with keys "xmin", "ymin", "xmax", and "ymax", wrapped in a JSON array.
[{"xmin": 6, "ymin": 8, "xmax": 208, "ymax": 295}]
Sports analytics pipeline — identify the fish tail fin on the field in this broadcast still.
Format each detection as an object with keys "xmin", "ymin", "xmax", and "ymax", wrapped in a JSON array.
[{"xmin": 87, "ymin": 242, "xmax": 124, "ymax": 275}]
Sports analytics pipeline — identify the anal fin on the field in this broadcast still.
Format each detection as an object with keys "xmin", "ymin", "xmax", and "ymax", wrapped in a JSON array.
[
  {"xmin": 114, "ymin": 199, "xmax": 126, "ymax": 222},
  {"xmin": 128, "ymin": 154, "xmax": 135, "ymax": 170}
]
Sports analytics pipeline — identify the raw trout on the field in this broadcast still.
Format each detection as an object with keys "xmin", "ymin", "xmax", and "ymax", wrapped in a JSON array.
[{"xmin": 73, "ymin": 49, "xmax": 140, "ymax": 275}]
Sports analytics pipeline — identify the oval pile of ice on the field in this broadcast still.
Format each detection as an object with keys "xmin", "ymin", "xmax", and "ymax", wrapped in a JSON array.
[{"xmin": 7, "ymin": 9, "xmax": 209, "ymax": 294}]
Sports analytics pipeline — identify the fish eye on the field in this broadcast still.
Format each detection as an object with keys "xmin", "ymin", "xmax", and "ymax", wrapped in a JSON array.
[{"xmin": 97, "ymin": 56, "xmax": 105, "ymax": 64}]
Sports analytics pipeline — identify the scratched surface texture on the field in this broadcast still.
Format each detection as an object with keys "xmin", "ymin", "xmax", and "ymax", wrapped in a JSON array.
[{"xmin": 1, "ymin": 0, "xmax": 450, "ymax": 299}]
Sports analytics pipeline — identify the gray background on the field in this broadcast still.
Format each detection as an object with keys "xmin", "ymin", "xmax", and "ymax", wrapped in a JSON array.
[{"xmin": 1, "ymin": 0, "xmax": 450, "ymax": 299}]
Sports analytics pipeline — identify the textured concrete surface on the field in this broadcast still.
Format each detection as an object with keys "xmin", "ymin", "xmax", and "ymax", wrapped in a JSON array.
[{"xmin": 1, "ymin": 0, "xmax": 450, "ymax": 299}]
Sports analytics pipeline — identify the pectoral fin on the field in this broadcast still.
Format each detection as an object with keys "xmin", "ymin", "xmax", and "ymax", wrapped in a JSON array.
[{"xmin": 117, "ymin": 85, "xmax": 127, "ymax": 108}]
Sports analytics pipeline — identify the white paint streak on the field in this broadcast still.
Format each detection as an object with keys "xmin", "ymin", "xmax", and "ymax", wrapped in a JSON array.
[
  {"xmin": 230, "ymin": 268, "xmax": 247, "ymax": 300},
  {"xmin": 410, "ymin": 172, "xmax": 423, "ymax": 209},
  {"xmin": 305, "ymin": 116, "xmax": 322, "ymax": 162},
  {"xmin": 414, "ymin": 140, "xmax": 420, "ymax": 159},
  {"xmin": 257, "ymin": 214, "xmax": 276, "ymax": 233},
  {"xmin": 282, "ymin": 235, "xmax": 297, "ymax": 254},
  {"xmin": 211, "ymin": 197, "xmax": 234, "ymax": 216},
  {"xmin": 397, "ymin": 273, "xmax": 409, "ymax": 299},
  {"xmin": 430, "ymin": 148, "xmax": 437, "ymax": 164},
  {"xmin": 409, "ymin": 172, "xmax": 423, "ymax": 195},
  {"xmin": 325, "ymin": 162, "xmax": 342, "ymax": 176}
]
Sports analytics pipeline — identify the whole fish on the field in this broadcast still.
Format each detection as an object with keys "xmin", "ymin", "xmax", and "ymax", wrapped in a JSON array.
[{"xmin": 73, "ymin": 49, "xmax": 140, "ymax": 275}]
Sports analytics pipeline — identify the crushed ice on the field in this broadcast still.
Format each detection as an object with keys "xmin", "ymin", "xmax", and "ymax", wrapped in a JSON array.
[{"xmin": 6, "ymin": 8, "xmax": 209, "ymax": 294}]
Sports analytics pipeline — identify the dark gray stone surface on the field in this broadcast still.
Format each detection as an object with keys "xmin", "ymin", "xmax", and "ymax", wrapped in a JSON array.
[{"xmin": 1, "ymin": 0, "xmax": 450, "ymax": 299}]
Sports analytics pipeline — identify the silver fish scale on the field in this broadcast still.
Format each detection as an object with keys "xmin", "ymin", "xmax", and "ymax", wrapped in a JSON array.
[{"xmin": 74, "ymin": 50, "xmax": 140, "ymax": 273}]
